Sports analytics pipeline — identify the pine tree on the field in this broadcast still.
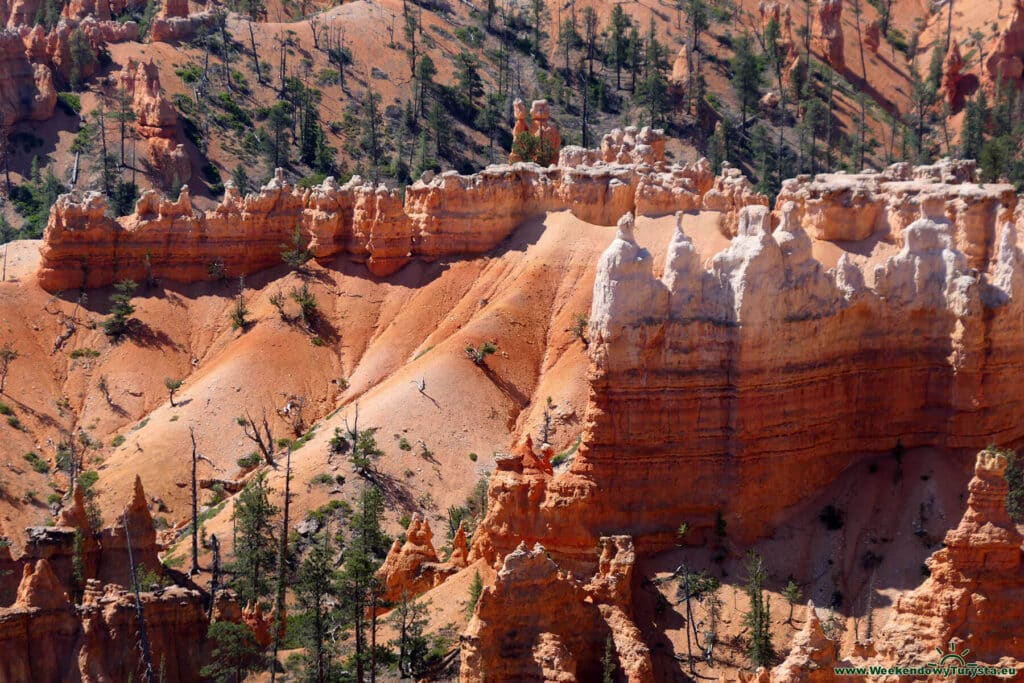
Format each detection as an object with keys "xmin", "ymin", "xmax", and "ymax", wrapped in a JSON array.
[
  {"xmin": 229, "ymin": 474, "xmax": 278, "ymax": 605},
  {"xmin": 360, "ymin": 83, "xmax": 384, "ymax": 183},
  {"xmin": 454, "ymin": 51, "xmax": 484, "ymax": 111},
  {"xmin": 68, "ymin": 28, "xmax": 96, "ymax": 91},
  {"xmin": 389, "ymin": 592, "xmax": 432, "ymax": 678},
  {"xmin": 415, "ymin": 54, "xmax": 436, "ymax": 119},
  {"xmin": 743, "ymin": 551, "xmax": 774, "ymax": 668},
  {"xmin": 960, "ymin": 91, "xmax": 987, "ymax": 161},
  {"xmin": 297, "ymin": 530, "xmax": 339, "ymax": 683},
  {"xmin": 606, "ymin": 5, "xmax": 629, "ymax": 90},
  {"xmin": 338, "ymin": 485, "xmax": 389, "ymax": 681},
  {"xmin": 102, "ymin": 279, "xmax": 138, "ymax": 338},
  {"xmin": 731, "ymin": 34, "xmax": 762, "ymax": 128},
  {"xmin": 201, "ymin": 621, "xmax": 263, "ymax": 682}
]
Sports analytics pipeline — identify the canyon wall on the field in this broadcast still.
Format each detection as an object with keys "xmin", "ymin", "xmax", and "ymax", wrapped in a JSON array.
[
  {"xmin": 470, "ymin": 161, "xmax": 1024, "ymax": 566},
  {"xmin": 36, "ymin": 149, "xmax": 758, "ymax": 291}
]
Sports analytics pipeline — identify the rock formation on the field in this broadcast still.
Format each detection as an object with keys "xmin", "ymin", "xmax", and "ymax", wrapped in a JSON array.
[
  {"xmin": 509, "ymin": 98, "xmax": 561, "ymax": 164},
  {"xmin": 118, "ymin": 58, "xmax": 191, "ymax": 189},
  {"xmin": 37, "ymin": 153, "xmax": 755, "ymax": 291},
  {"xmin": 1, "ymin": 475, "xmax": 162, "ymax": 604},
  {"xmin": 941, "ymin": 39, "xmax": 964, "ymax": 108},
  {"xmin": 776, "ymin": 160, "xmax": 1016, "ymax": 267},
  {"xmin": 460, "ymin": 538, "xmax": 652, "ymax": 683},
  {"xmin": 377, "ymin": 513, "xmax": 471, "ymax": 606},
  {"xmin": 0, "ymin": 562, "xmax": 213, "ymax": 681},
  {"xmin": 875, "ymin": 449, "xmax": 1024, "ymax": 668},
  {"xmin": 0, "ymin": 29, "xmax": 55, "ymax": 123},
  {"xmin": 813, "ymin": 0, "xmax": 844, "ymax": 71},
  {"xmin": 468, "ymin": 170, "xmax": 1024, "ymax": 570},
  {"xmin": 864, "ymin": 19, "xmax": 880, "ymax": 55},
  {"xmin": 985, "ymin": 0, "xmax": 1024, "ymax": 87}
]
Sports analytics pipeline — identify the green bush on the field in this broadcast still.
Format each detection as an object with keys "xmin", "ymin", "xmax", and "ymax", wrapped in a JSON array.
[
  {"xmin": 111, "ymin": 435, "xmax": 125, "ymax": 447},
  {"xmin": 237, "ymin": 451, "xmax": 261, "ymax": 469},
  {"xmin": 469, "ymin": 452, "xmax": 478, "ymax": 462},
  {"xmin": 23, "ymin": 452, "xmax": 50, "ymax": 473},
  {"xmin": 70, "ymin": 348, "xmax": 100, "ymax": 359},
  {"xmin": 309, "ymin": 473, "xmax": 334, "ymax": 486},
  {"xmin": 0, "ymin": 402, "xmax": 11, "ymax": 415},
  {"xmin": 56, "ymin": 92, "xmax": 82, "ymax": 115}
]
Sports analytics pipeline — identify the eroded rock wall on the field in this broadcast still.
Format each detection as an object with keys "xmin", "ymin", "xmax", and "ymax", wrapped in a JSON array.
[
  {"xmin": 37, "ymin": 159, "xmax": 748, "ymax": 291},
  {"xmin": 471, "ymin": 192, "xmax": 1024, "ymax": 568}
]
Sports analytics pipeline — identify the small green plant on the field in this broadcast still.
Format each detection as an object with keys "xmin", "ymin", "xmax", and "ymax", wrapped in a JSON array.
[
  {"xmin": 467, "ymin": 570, "xmax": 483, "ymax": 615},
  {"xmin": 465, "ymin": 341, "xmax": 497, "ymax": 365},
  {"xmin": 56, "ymin": 92, "xmax": 82, "ymax": 114},
  {"xmin": 237, "ymin": 451, "xmax": 261, "ymax": 469},
  {"xmin": 47, "ymin": 492, "xmax": 62, "ymax": 506},
  {"xmin": 310, "ymin": 336, "xmax": 325, "ymax": 346},
  {"xmin": 111, "ymin": 434, "xmax": 125, "ymax": 447},
  {"xmin": 569, "ymin": 312, "xmax": 589, "ymax": 346},
  {"xmin": 0, "ymin": 402, "xmax": 11, "ymax": 415},
  {"xmin": 69, "ymin": 348, "xmax": 100, "ymax": 359},
  {"xmin": 23, "ymin": 490, "xmax": 38, "ymax": 503},
  {"xmin": 269, "ymin": 290, "xmax": 287, "ymax": 320},
  {"xmin": 7, "ymin": 416, "xmax": 21, "ymax": 429},
  {"xmin": 280, "ymin": 225, "xmax": 313, "ymax": 270},
  {"xmin": 468, "ymin": 452, "xmax": 478, "ymax": 462},
  {"xmin": 290, "ymin": 283, "xmax": 318, "ymax": 329},
  {"xmin": 398, "ymin": 512, "xmax": 412, "ymax": 528},
  {"xmin": 397, "ymin": 435, "xmax": 412, "ymax": 451},
  {"xmin": 310, "ymin": 473, "xmax": 334, "ymax": 486},
  {"xmin": 23, "ymin": 452, "xmax": 50, "ymax": 474},
  {"xmin": 164, "ymin": 378, "xmax": 183, "ymax": 407},
  {"xmin": 231, "ymin": 292, "xmax": 250, "ymax": 330}
]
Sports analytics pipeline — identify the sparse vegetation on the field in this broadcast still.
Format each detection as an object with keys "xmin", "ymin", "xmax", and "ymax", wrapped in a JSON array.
[
  {"xmin": 23, "ymin": 452, "xmax": 49, "ymax": 474},
  {"xmin": 0, "ymin": 344, "xmax": 17, "ymax": 393},
  {"xmin": 164, "ymin": 378, "xmax": 183, "ymax": 407},
  {"xmin": 465, "ymin": 341, "xmax": 497, "ymax": 365}
]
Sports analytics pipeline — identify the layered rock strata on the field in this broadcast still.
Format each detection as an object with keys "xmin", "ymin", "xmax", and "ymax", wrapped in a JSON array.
[
  {"xmin": 37, "ymin": 157, "xmax": 762, "ymax": 291},
  {"xmin": 470, "ymin": 193, "xmax": 1024, "ymax": 570}
]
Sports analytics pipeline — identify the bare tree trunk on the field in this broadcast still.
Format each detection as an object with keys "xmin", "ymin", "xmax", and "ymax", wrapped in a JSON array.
[
  {"xmin": 270, "ymin": 447, "xmax": 292, "ymax": 683},
  {"xmin": 249, "ymin": 21, "xmax": 263, "ymax": 84},
  {"xmin": 190, "ymin": 427, "xmax": 200, "ymax": 575},
  {"xmin": 125, "ymin": 509, "xmax": 155, "ymax": 683}
]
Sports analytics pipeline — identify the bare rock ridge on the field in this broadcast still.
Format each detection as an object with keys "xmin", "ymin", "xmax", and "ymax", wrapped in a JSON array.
[
  {"xmin": 729, "ymin": 450, "xmax": 1024, "ymax": 682},
  {"xmin": 37, "ymin": 137, "xmax": 757, "ymax": 290}
]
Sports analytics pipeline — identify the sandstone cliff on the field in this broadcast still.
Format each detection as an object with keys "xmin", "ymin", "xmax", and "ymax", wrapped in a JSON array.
[{"xmin": 470, "ymin": 186, "xmax": 1024, "ymax": 567}]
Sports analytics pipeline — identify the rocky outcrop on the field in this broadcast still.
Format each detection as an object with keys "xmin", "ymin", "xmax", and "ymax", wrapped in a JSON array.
[
  {"xmin": 941, "ymin": 39, "xmax": 965, "ymax": 108},
  {"xmin": 765, "ymin": 602, "xmax": 842, "ymax": 683},
  {"xmin": 117, "ymin": 58, "xmax": 191, "ymax": 189},
  {"xmin": 985, "ymin": 0, "xmax": 1024, "ymax": 87},
  {"xmin": 0, "ymin": 29, "xmax": 55, "ymax": 123},
  {"xmin": 0, "ymin": 562, "xmax": 213, "ymax": 682},
  {"xmin": 776, "ymin": 160, "xmax": 1016, "ymax": 268},
  {"xmin": 875, "ymin": 449, "xmax": 1024, "ymax": 668},
  {"xmin": 2, "ymin": 475, "xmax": 163, "ymax": 605},
  {"xmin": 378, "ymin": 514, "xmax": 471, "ymax": 606},
  {"xmin": 812, "ymin": 0, "xmax": 844, "ymax": 70},
  {"xmin": 509, "ymin": 98, "xmax": 561, "ymax": 164},
  {"xmin": 150, "ymin": 10, "xmax": 215, "ymax": 43},
  {"xmin": 470, "ymin": 178, "xmax": 1024, "ymax": 569},
  {"xmin": 38, "ymin": 156, "xmax": 751, "ymax": 291},
  {"xmin": 864, "ymin": 19, "xmax": 880, "ymax": 55},
  {"xmin": 460, "ymin": 538, "xmax": 652, "ymax": 683}
]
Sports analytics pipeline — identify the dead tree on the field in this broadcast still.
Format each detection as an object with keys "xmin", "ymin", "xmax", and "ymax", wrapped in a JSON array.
[
  {"xmin": 269, "ymin": 447, "xmax": 292, "ymax": 683},
  {"xmin": 248, "ymin": 20, "xmax": 262, "ymax": 84},
  {"xmin": 238, "ymin": 409, "xmax": 275, "ymax": 465},
  {"xmin": 125, "ymin": 509, "xmax": 156, "ymax": 683}
]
